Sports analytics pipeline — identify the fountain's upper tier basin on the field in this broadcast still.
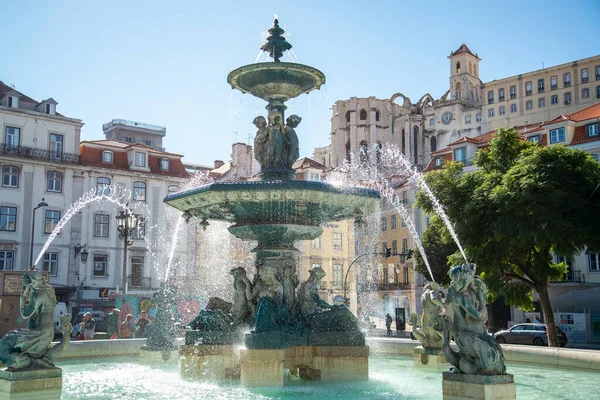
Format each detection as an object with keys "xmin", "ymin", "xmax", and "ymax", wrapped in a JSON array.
[
  {"xmin": 227, "ymin": 62, "xmax": 326, "ymax": 102},
  {"xmin": 164, "ymin": 180, "xmax": 379, "ymax": 226}
]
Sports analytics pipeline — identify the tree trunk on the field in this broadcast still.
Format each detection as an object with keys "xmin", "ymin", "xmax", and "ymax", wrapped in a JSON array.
[{"xmin": 536, "ymin": 283, "xmax": 559, "ymax": 347}]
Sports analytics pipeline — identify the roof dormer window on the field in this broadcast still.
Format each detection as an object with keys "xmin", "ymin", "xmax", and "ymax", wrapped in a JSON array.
[
  {"xmin": 8, "ymin": 96, "xmax": 18, "ymax": 108},
  {"xmin": 135, "ymin": 152, "xmax": 146, "ymax": 167},
  {"xmin": 159, "ymin": 158, "xmax": 170, "ymax": 171},
  {"xmin": 102, "ymin": 151, "xmax": 113, "ymax": 164}
]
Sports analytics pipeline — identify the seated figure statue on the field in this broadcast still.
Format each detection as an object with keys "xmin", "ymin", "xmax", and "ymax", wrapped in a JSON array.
[
  {"xmin": 443, "ymin": 264, "xmax": 506, "ymax": 375},
  {"xmin": 0, "ymin": 269, "xmax": 72, "ymax": 370},
  {"xmin": 298, "ymin": 267, "xmax": 359, "ymax": 332},
  {"xmin": 412, "ymin": 281, "xmax": 445, "ymax": 351},
  {"xmin": 230, "ymin": 267, "xmax": 253, "ymax": 326}
]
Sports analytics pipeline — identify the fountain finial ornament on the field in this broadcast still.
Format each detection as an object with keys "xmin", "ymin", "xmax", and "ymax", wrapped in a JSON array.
[{"xmin": 261, "ymin": 18, "xmax": 292, "ymax": 62}]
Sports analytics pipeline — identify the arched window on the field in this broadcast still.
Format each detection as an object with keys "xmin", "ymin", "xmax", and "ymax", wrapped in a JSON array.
[
  {"xmin": 96, "ymin": 177, "xmax": 111, "ymax": 196},
  {"xmin": 359, "ymin": 140, "xmax": 369, "ymax": 163},
  {"xmin": 168, "ymin": 185, "xmax": 180, "ymax": 194},
  {"xmin": 359, "ymin": 109, "xmax": 367, "ymax": 121},
  {"xmin": 345, "ymin": 141, "xmax": 351, "ymax": 163},
  {"xmin": 456, "ymin": 61, "xmax": 461, "ymax": 73},
  {"xmin": 430, "ymin": 136, "xmax": 437, "ymax": 153},
  {"xmin": 375, "ymin": 110, "xmax": 380, "ymax": 122},
  {"xmin": 47, "ymin": 171, "xmax": 62, "ymax": 193},
  {"xmin": 375, "ymin": 141, "xmax": 382, "ymax": 165},
  {"xmin": 401, "ymin": 128, "xmax": 406, "ymax": 155},
  {"xmin": 345, "ymin": 111, "xmax": 351, "ymax": 123},
  {"xmin": 413, "ymin": 126, "xmax": 419, "ymax": 165},
  {"xmin": 2, "ymin": 166, "xmax": 19, "ymax": 188},
  {"xmin": 133, "ymin": 181, "xmax": 146, "ymax": 201}
]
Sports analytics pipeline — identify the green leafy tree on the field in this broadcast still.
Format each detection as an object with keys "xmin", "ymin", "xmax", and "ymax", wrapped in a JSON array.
[
  {"xmin": 417, "ymin": 128, "xmax": 600, "ymax": 347},
  {"xmin": 414, "ymin": 216, "xmax": 456, "ymax": 287}
]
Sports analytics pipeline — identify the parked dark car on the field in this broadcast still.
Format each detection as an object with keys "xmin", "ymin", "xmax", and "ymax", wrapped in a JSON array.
[{"xmin": 493, "ymin": 323, "xmax": 568, "ymax": 347}]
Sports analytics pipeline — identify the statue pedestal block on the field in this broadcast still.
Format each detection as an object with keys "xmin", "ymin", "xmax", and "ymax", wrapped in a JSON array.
[
  {"xmin": 240, "ymin": 348, "xmax": 289, "ymax": 387},
  {"xmin": 0, "ymin": 367, "xmax": 62, "ymax": 400},
  {"xmin": 180, "ymin": 345, "xmax": 241, "ymax": 380},
  {"xmin": 139, "ymin": 346, "xmax": 179, "ymax": 364},
  {"xmin": 442, "ymin": 372, "xmax": 516, "ymax": 400},
  {"xmin": 413, "ymin": 346, "xmax": 448, "ymax": 369}
]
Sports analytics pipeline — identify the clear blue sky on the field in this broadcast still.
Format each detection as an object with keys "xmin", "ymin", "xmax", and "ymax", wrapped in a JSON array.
[{"xmin": 2, "ymin": 0, "xmax": 599, "ymax": 165}]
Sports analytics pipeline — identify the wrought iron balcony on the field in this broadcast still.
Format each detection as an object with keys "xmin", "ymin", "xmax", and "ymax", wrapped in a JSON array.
[
  {"xmin": 127, "ymin": 277, "xmax": 152, "ymax": 289},
  {"xmin": 551, "ymin": 270, "xmax": 582, "ymax": 283},
  {"xmin": 377, "ymin": 282, "xmax": 411, "ymax": 291},
  {"xmin": 0, "ymin": 144, "xmax": 79, "ymax": 164}
]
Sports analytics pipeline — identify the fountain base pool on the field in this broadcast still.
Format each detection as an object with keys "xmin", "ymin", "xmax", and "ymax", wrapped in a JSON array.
[{"xmin": 0, "ymin": 367, "xmax": 62, "ymax": 400}]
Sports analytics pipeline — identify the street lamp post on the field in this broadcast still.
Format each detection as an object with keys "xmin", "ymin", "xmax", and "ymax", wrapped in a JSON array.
[
  {"xmin": 29, "ymin": 198, "xmax": 48, "ymax": 268},
  {"xmin": 116, "ymin": 204, "xmax": 140, "ymax": 294}
]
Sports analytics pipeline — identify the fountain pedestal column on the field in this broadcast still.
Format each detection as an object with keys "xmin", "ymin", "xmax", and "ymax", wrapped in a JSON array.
[
  {"xmin": 442, "ymin": 372, "xmax": 516, "ymax": 400},
  {"xmin": 0, "ymin": 368, "xmax": 62, "ymax": 400}
]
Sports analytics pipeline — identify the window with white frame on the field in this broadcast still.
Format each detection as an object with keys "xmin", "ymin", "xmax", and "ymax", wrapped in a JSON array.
[
  {"xmin": 0, "ymin": 206, "xmax": 17, "ymax": 231},
  {"xmin": 102, "ymin": 151, "xmax": 113, "ymax": 163},
  {"xmin": 465, "ymin": 115, "xmax": 471, "ymax": 124},
  {"xmin": 333, "ymin": 232, "xmax": 342, "ymax": 251},
  {"xmin": 93, "ymin": 254, "xmax": 108, "ymax": 277},
  {"xmin": 510, "ymin": 104, "xmax": 517, "ymax": 113},
  {"xmin": 5, "ymin": 126, "xmax": 20, "ymax": 150},
  {"xmin": 131, "ymin": 219, "xmax": 145, "ymax": 240},
  {"xmin": 42, "ymin": 252, "xmax": 58, "ymax": 277},
  {"xmin": 429, "ymin": 118, "xmax": 434, "ymax": 127},
  {"xmin": 159, "ymin": 158, "xmax": 170, "ymax": 170},
  {"xmin": 392, "ymin": 240, "xmax": 398, "ymax": 255},
  {"xmin": 563, "ymin": 72, "xmax": 571, "ymax": 87},
  {"xmin": 135, "ymin": 152, "xmax": 146, "ymax": 167},
  {"xmin": 311, "ymin": 237, "xmax": 321, "ymax": 249},
  {"xmin": 509, "ymin": 85, "xmax": 516, "ymax": 99},
  {"xmin": 46, "ymin": 171, "xmax": 62, "ymax": 192},
  {"xmin": 402, "ymin": 238, "xmax": 408, "ymax": 254},
  {"xmin": 7, "ymin": 96, "xmax": 18, "ymax": 108},
  {"xmin": 488, "ymin": 108, "xmax": 494, "ymax": 118},
  {"xmin": 564, "ymin": 92, "xmax": 571, "ymax": 104},
  {"xmin": 44, "ymin": 210, "xmax": 60, "ymax": 234},
  {"xmin": 528, "ymin": 135, "xmax": 541, "ymax": 144},
  {"xmin": 454, "ymin": 147, "xmax": 466, "ymax": 163},
  {"xmin": 538, "ymin": 79, "xmax": 545, "ymax": 93},
  {"xmin": 402, "ymin": 191, "xmax": 408, "ymax": 204},
  {"xmin": 589, "ymin": 252, "xmax": 600, "ymax": 272},
  {"xmin": 476, "ymin": 113, "xmax": 482, "ymax": 122},
  {"xmin": 0, "ymin": 250, "xmax": 14, "ymax": 270},
  {"xmin": 582, "ymin": 88, "xmax": 590, "ymax": 99},
  {"xmin": 434, "ymin": 157, "xmax": 443, "ymax": 167},
  {"xmin": 309, "ymin": 173, "xmax": 320, "ymax": 181},
  {"xmin": 587, "ymin": 123, "xmax": 599, "ymax": 137},
  {"xmin": 581, "ymin": 68, "xmax": 589, "ymax": 83},
  {"xmin": 2, "ymin": 166, "xmax": 19, "ymax": 188},
  {"xmin": 381, "ymin": 216, "xmax": 387, "ymax": 231},
  {"xmin": 526, "ymin": 100, "xmax": 533, "ymax": 110},
  {"xmin": 551, "ymin": 95, "xmax": 558, "ymax": 105},
  {"xmin": 487, "ymin": 90, "xmax": 494, "ymax": 104},
  {"xmin": 498, "ymin": 88, "xmax": 505, "ymax": 102},
  {"xmin": 391, "ymin": 215, "xmax": 397, "ymax": 230},
  {"xmin": 133, "ymin": 181, "xmax": 146, "ymax": 201},
  {"xmin": 49, "ymin": 134, "xmax": 63, "ymax": 160},
  {"xmin": 94, "ymin": 214, "xmax": 109, "ymax": 237},
  {"xmin": 499, "ymin": 106, "xmax": 506, "ymax": 115},
  {"xmin": 96, "ymin": 177, "xmax": 111, "ymax": 196},
  {"xmin": 525, "ymin": 81, "xmax": 532, "ymax": 96},
  {"xmin": 550, "ymin": 127, "xmax": 565, "ymax": 144},
  {"xmin": 334, "ymin": 264, "xmax": 343, "ymax": 288},
  {"xmin": 538, "ymin": 98, "xmax": 545, "ymax": 108}
]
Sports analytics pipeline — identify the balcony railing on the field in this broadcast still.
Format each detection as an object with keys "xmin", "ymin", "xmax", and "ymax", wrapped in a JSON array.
[
  {"xmin": 551, "ymin": 271, "xmax": 582, "ymax": 283},
  {"xmin": 0, "ymin": 144, "xmax": 79, "ymax": 164},
  {"xmin": 127, "ymin": 277, "xmax": 152, "ymax": 289},
  {"xmin": 378, "ymin": 282, "xmax": 411, "ymax": 291}
]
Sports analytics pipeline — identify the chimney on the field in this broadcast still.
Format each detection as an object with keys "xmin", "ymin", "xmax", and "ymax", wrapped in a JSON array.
[{"xmin": 214, "ymin": 160, "xmax": 224, "ymax": 169}]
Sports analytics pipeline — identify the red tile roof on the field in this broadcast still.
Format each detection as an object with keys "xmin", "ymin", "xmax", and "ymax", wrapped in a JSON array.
[
  {"xmin": 425, "ymin": 153, "xmax": 453, "ymax": 172},
  {"xmin": 292, "ymin": 157, "xmax": 326, "ymax": 170},
  {"xmin": 570, "ymin": 125, "xmax": 600, "ymax": 146},
  {"xmin": 544, "ymin": 102, "xmax": 600, "ymax": 125},
  {"xmin": 450, "ymin": 44, "xmax": 479, "ymax": 59}
]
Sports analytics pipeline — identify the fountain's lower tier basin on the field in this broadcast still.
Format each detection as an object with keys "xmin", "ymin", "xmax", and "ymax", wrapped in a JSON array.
[
  {"xmin": 180, "ymin": 344, "xmax": 369, "ymax": 387},
  {"xmin": 0, "ymin": 367, "xmax": 62, "ymax": 400}
]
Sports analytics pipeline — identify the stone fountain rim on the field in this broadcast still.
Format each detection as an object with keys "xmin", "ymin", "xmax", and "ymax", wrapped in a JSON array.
[
  {"xmin": 227, "ymin": 62, "xmax": 326, "ymax": 95},
  {"xmin": 164, "ymin": 180, "xmax": 380, "ymax": 203}
]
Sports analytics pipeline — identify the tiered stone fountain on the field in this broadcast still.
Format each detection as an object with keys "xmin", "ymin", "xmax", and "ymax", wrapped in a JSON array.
[{"xmin": 164, "ymin": 18, "xmax": 380, "ymax": 386}]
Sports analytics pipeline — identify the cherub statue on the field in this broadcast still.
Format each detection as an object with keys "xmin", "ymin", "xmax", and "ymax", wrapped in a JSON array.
[
  {"xmin": 283, "ymin": 114, "xmax": 301, "ymax": 168},
  {"xmin": 412, "ymin": 281, "xmax": 445, "ymax": 351},
  {"xmin": 442, "ymin": 264, "xmax": 506, "ymax": 375},
  {"xmin": 230, "ymin": 267, "xmax": 252, "ymax": 325},
  {"xmin": 0, "ymin": 269, "xmax": 72, "ymax": 370},
  {"xmin": 253, "ymin": 116, "xmax": 269, "ymax": 169}
]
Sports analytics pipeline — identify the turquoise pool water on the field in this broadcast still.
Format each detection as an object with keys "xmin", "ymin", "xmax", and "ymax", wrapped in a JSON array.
[{"xmin": 58, "ymin": 356, "xmax": 597, "ymax": 399}]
